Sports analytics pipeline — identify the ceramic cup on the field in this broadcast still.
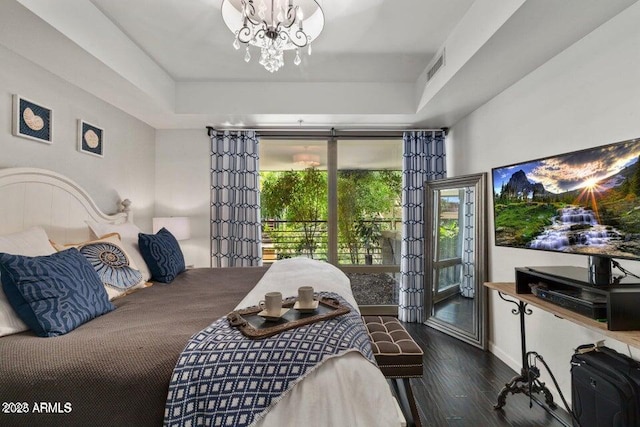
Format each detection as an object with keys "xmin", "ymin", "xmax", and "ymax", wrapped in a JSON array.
[
  {"xmin": 298, "ymin": 286, "xmax": 315, "ymax": 308},
  {"xmin": 259, "ymin": 292, "xmax": 282, "ymax": 316}
]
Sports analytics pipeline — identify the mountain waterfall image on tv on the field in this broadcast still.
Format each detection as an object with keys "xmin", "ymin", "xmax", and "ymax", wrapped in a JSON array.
[{"xmin": 492, "ymin": 138, "xmax": 640, "ymax": 260}]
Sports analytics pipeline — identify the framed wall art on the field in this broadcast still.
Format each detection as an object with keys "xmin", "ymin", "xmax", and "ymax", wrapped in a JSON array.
[
  {"xmin": 12, "ymin": 95, "xmax": 53, "ymax": 144},
  {"xmin": 78, "ymin": 120, "xmax": 104, "ymax": 158}
]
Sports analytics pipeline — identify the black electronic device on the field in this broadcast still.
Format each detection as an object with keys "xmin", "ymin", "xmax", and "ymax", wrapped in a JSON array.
[
  {"xmin": 530, "ymin": 284, "xmax": 607, "ymax": 320},
  {"xmin": 516, "ymin": 267, "xmax": 640, "ymax": 330}
]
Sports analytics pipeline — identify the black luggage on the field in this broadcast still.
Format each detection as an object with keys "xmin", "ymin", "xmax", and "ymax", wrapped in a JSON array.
[{"xmin": 571, "ymin": 343, "xmax": 640, "ymax": 427}]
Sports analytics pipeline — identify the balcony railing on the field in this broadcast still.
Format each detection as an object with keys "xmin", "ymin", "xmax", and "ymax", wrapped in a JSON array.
[{"xmin": 261, "ymin": 219, "xmax": 401, "ymax": 265}]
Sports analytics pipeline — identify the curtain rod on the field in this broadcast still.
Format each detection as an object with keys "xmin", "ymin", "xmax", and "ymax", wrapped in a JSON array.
[{"xmin": 206, "ymin": 126, "xmax": 448, "ymax": 137}]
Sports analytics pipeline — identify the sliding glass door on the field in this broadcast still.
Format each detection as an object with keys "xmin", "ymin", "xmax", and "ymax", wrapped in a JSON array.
[
  {"xmin": 336, "ymin": 139, "xmax": 401, "ymax": 311},
  {"xmin": 259, "ymin": 140, "xmax": 328, "ymax": 262},
  {"xmin": 260, "ymin": 136, "xmax": 402, "ymax": 310}
]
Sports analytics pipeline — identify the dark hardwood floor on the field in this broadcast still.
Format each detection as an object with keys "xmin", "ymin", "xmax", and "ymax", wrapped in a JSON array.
[
  {"xmin": 433, "ymin": 295, "xmax": 474, "ymax": 333},
  {"xmin": 402, "ymin": 323, "xmax": 572, "ymax": 427}
]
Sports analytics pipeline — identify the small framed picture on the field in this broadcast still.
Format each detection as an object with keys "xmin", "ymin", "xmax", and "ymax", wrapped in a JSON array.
[
  {"xmin": 78, "ymin": 120, "xmax": 104, "ymax": 157},
  {"xmin": 12, "ymin": 95, "xmax": 53, "ymax": 144}
]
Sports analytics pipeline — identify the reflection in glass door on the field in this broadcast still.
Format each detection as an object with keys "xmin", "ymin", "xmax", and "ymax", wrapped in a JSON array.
[{"xmin": 433, "ymin": 189, "xmax": 463, "ymax": 304}]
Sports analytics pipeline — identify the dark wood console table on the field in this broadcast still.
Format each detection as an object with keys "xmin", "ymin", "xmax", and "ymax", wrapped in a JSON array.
[{"xmin": 484, "ymin": 281, "xmax": 640, "ymax": 426}]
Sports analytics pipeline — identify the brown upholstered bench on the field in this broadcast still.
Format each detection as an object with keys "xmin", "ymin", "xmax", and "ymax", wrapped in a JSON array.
[{"xmin": 363, "ymin": 316, "xmax": 423, "ymax": 427}]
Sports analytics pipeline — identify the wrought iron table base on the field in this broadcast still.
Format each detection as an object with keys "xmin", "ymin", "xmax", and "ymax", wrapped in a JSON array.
[
  {"xmin": 494, "ymin": 369, "xmax": 556, "ymax": 410},
  {"xmin": 494, "ymin": 292, "xmax": 568, "ymax": 426}
]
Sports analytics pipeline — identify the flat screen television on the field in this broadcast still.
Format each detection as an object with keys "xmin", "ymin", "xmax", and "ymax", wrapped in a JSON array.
[{"xmin": 491, "ymin": 137, "xmax": 640, "ymax": 284}]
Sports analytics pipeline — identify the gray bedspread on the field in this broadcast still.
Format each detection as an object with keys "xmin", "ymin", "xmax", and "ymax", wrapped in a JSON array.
[{"xmin": 0, "ymin": 266, "xmax": 268, "ymax": 427}]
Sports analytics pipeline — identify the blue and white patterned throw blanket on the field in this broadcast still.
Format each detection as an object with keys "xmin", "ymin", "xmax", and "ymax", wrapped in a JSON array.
[{"xmin": 164, "ymin": 293, "xmax": 375, "ymax": 427}]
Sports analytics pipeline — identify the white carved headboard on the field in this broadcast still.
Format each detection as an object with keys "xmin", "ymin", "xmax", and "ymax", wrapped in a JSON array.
[{"xmin": 0, "ymin": 168, "xmax": 131, "ymax": 244}]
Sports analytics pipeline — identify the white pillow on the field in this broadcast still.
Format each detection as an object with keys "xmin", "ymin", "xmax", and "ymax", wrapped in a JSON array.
[
  {"xmin": 0, "ymin": 227, "xmax": 56, "ymax": 337},
  {"xmin": 86, "ymin": 221, "xmax": 151, "ymax": 282},
  {"xmin": 53, "ymin": 233, "xmax": 150, "ymax": 300}
]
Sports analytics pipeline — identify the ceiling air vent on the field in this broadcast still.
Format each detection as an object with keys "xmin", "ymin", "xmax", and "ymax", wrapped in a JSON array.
[{"xmin": 427, "ymin": 50, "xmax": 445, "ymax": 81}]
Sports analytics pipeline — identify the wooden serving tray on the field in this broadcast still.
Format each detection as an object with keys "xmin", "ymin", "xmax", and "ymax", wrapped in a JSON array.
[{"xmin": 227, "ymin": 296, "xmax": 350, "ymax": 339}]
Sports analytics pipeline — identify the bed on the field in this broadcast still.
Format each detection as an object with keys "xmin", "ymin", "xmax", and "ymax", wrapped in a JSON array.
[{"xmin": 0, "ymin": 168, "xmax": 401, "ymax": 426}]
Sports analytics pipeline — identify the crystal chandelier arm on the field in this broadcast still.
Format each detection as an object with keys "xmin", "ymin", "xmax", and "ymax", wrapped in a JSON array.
[
  {"xmin": 237, "ymin": 25, "xmax": 254, "ymax": 44},
  {"xmin": 280, "ymin": 5, "xmax": 297, "ymax": 28},
  {"xmin": 241, "ymin": 0, "xmax": 264, "ymax": 27},
  {"xmin": 281, "ymin": 27, "xmax": 309, "ymax": 47},
  {"xmin": 253, "ymin": 28, "xmax": 269, "ymax": 43}
]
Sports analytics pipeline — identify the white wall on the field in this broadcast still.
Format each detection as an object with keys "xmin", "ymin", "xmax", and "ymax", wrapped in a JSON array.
[
  {"xmin": 449, "ymin": 2, "xmax": 640, "ymax": 404},
  {"xmin": 0, "ymin": 44, "xmax": 156, "ymax": 231},
  {"xmin": 155, "ymin": 129, "xmax": 211, "ymax": 268}
]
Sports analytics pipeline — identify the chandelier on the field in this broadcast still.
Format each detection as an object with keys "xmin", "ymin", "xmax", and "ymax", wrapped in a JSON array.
[
  {"xmin": 293, "ymin": 153, "xmax": 321, "ymax": 167},
  {"xmin": 221, "ymin": 0, "xmax": 325, "ymax": 73}
]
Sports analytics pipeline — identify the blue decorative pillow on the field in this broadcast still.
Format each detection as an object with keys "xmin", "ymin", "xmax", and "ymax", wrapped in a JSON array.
[
  {"xmin": 0, "ymin": 248, "xmax": 115, "ymax": 337},
  {"xmin": 138, "ymin": 228, "xmax": 185, "ymax": 283}
]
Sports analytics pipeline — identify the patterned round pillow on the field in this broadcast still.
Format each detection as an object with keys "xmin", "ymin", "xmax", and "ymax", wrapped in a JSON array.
[{"xmin": 79, "ymin": 242, "xmax": 143, "ymax": 290}]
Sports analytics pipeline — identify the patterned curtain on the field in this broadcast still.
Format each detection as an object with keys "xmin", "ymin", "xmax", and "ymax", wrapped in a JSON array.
[
  {"xmin": 460, "ymin": 186, "xmax": 475, "ymax": 298},
  {"xmin": 399, "ymin": 131, "xmax": 446, "ymax": 322},
  {"xmin": 210, "ymin": 130, "xmax": 262, "ymax": 267}
]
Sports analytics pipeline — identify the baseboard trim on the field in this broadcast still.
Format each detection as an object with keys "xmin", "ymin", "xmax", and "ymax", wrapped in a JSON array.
[{"xmin": 488, "ymin": 341, "xmax": 521, "ymax": 373}]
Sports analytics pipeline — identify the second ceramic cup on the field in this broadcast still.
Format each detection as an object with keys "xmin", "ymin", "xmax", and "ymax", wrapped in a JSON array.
[{"xmin": 298, "ymin": 286, "xmax": 314, "ymax": 307}]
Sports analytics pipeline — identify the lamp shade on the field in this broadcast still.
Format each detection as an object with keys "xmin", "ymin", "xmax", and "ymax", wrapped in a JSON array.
[{"xmin": 152, "ymin": 217, "xmax": 191, "ymax": 241}]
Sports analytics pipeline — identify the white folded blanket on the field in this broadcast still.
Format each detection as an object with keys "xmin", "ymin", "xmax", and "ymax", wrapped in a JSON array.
[
  {"xmin": 235, "ymin": 257, "xmax": 359, "ymax": 311},
  {"xmin": 234, "ymin": 257, "xmax": 401, "ymax": 427}
]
